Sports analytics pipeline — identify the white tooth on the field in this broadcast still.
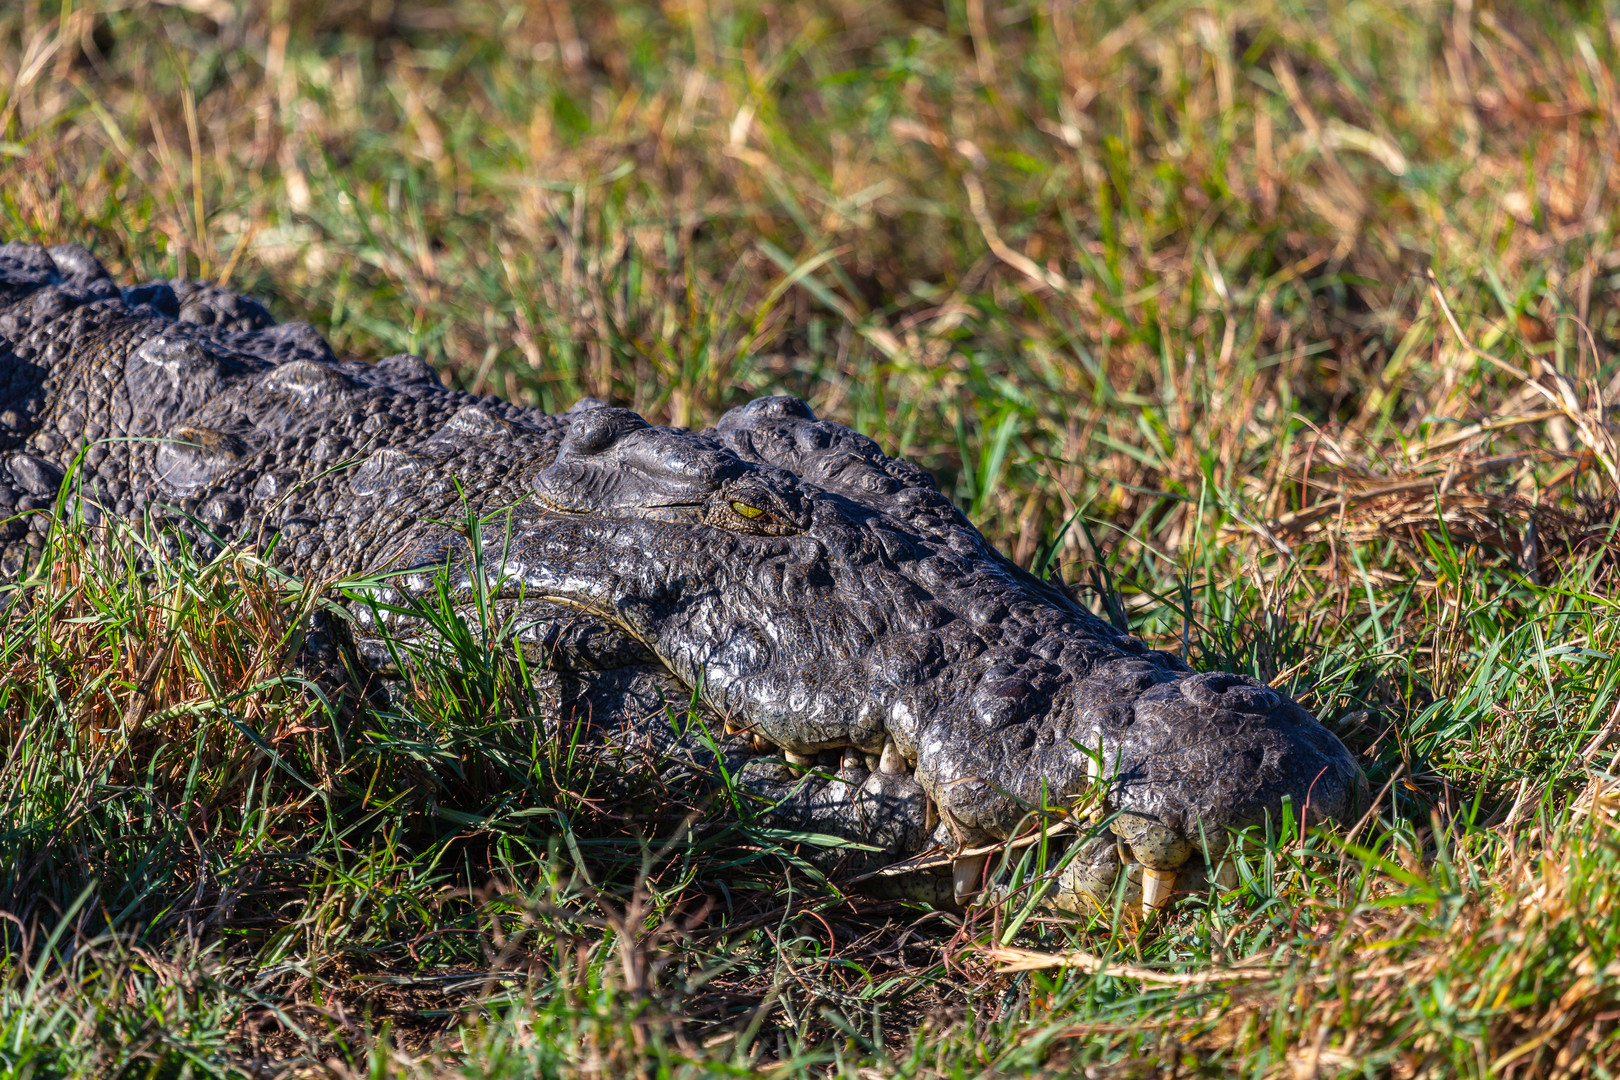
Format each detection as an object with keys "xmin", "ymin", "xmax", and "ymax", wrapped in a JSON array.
[
  {"xmin": 879, "ymin": 739, "xmax": 907, "ymax": 775},
  {"xmin": 953, "ymin": 852, "xmax": 988, "ymax": 905},
  {"xmin": 724, "ymin": 719, "xmax": 743, "ymax": 735},
  {"xmin": 784, "ymin": 750, "xmax": 815, "ymax": 768},
  {"xmin": 864, "ymin": 753, "xmax": 881, "ymax": 772},
  {"xmin": 1141, "ymin": 866, "xmax": 1177, "ymax": 912},
  {"xmin": 841, "ymin": 748, "xmax": 864, "ymax": 771},
  {"xmin": 1213, "ymin": 859, "xmax": 1239, "ymax": 891},
  {"xmin": 751, "ymin": 734, "xmax": 773, "ymax": 753}
]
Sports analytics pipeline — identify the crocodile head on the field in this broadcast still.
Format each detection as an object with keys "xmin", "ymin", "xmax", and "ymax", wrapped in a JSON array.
[{"xmin": 364, "ymin": 396, "xmax": 1367, "ymax": 910}]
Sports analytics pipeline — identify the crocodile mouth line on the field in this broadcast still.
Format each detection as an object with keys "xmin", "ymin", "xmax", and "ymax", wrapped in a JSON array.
[
  {"xmin": 355, "ymin": 591, "xmax": 635, "ymax": 647},
  {"xmin": 531, "ymin": 490, "xmax": 712, "ymax": 516},
  {"xmin": 530, "ymin": 491, "xmax": 590, "ymax": 516}
]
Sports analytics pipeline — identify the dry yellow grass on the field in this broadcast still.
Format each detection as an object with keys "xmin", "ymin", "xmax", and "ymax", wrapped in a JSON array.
[{"xmin": 4, "ymin": 1, "xmax": 1620, "ymax": 1075}]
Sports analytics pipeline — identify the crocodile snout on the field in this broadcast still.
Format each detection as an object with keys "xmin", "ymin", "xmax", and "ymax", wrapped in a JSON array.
[{"xmin": 1049, "ymin": 670, "xmax": 1367, "ymax": 914}]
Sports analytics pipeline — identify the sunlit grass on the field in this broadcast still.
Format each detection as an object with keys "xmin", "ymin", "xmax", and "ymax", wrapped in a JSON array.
[{"xmin": 4, "ymin": 0, "xmax": 1620, "ymax": 1074}]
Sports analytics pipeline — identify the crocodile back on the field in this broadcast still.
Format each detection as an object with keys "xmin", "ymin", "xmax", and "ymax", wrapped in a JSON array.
[{"xmin": 0, "ymin": 242, "xmax": 568, "ymax": 579}]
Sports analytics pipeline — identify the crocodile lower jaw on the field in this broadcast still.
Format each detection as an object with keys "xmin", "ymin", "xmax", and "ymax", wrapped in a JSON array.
[{"xmin": 350, "ymin": 615, "xmax": 1248, "ymax": 917}]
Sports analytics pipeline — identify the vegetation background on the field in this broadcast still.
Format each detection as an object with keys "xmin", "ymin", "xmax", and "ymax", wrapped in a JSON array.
[{"xmin": 3, "ymin": 0, "xmax": 1620, "ymax": 1075}]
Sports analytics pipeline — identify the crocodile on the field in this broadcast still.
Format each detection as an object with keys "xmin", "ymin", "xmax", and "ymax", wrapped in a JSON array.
[{"xmin": 0, "ymin": 240, "xmax": 1367, "ymax": 914}]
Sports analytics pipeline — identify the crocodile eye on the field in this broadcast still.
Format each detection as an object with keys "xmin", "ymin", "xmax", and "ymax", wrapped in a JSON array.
[{"xmin": 715, "ymin": 489, "xmax": 801, "ymax": 535}]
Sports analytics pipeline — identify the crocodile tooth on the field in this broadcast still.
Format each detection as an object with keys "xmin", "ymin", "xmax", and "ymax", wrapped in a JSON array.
[
  {"xmin": 723, "ymin": 718, "xmax": 742, "ymax": 735},
  {"xmin": 1212, "ymin": 858, "xmax": 1239, "ymax": 891},
  {"xmin": 751, "ymin": 733, "xmax": 772, "ymax": 753},
  {"xmin": 878, "ymin": 738, "xmax": 907, "ymax": 775},
  {"xmin": 952, "ymin": 852, "xmax": 988, "ymax": 904},
  {"xmin": 864, "ymin": 753, "xmax": 881, "ymax": 772},
  {"xmin": 1141, "ymin": 866, "xmax": 1177, "ymax": 912},
  {"xmin": 1085, "ymin": 741, "xmax": 1110, "ymax": 784},
  {"xmin": 841, "ymin": 748, "xmax": 865, "ymax": 771},
  {"xmin": 784, "ymin": 750, "xmax": 815, "ymax": 768}
]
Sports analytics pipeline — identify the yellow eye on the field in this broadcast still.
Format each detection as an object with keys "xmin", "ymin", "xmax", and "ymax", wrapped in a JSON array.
[{"xmin": 731, "ymin": 501, "xmax": 765, "ymax": 520}]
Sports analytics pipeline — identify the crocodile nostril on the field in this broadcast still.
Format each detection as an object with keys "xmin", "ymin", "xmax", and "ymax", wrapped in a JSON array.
[{"xmin": 1181, "ymin": 671, "xmax": 1281, "ymax": 713}]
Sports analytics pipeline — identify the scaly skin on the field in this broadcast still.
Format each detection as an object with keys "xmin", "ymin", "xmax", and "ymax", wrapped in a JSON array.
[{"xmin": 0, "ymin": 241, "xmax": 1366, "ymax": 911}]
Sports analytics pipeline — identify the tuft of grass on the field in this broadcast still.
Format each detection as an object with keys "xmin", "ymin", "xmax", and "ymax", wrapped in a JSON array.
[{"xmin": 5, "ymin": 0, "xmax": 1620, "ymax": 1074}]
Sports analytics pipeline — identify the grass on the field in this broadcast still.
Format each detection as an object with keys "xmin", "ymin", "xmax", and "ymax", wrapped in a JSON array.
[{"xmin": 4, "ymin": 0, "xmax": 1620, "ymax": 1074}]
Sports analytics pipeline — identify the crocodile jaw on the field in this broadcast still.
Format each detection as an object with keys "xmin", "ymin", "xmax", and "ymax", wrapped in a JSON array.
[{"xmin": 350, "ymin": 501, "xmax": 1366, "ymax": 916}]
